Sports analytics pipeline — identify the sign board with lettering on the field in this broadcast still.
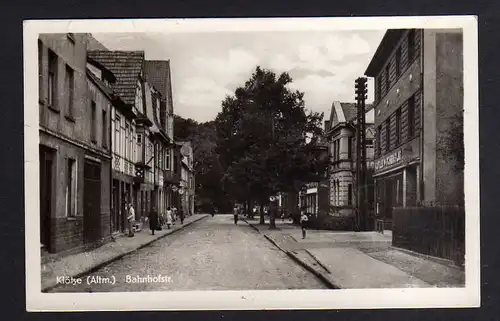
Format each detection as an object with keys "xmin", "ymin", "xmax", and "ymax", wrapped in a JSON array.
[{"xmin": 374, "ymin": 149, "xmax": 402, "ymax": 171}]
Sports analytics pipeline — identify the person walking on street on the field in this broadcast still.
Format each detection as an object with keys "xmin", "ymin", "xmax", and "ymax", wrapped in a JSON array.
[
  {"xmin": 127, "ymin": 203, "xmax": 135, "ymax": 237},
  {"xmin": 149, "ymin": 206, "xmax": 159, "ymax": 235},
  {"xmin": 300, "ymin": 211, "xmax": 309, "ymax": 239},
  {"xmin": 233, "ymin": 205, "xmax": 239, "ymax": 225},
  {"xmin": 166, "ymin": 207, "xmax": 173, "ymax": 229}
]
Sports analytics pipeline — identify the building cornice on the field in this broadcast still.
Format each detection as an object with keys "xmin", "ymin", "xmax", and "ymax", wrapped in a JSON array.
[{"xmin": 40, "ymin": 126, "xmax": 112, "ymax": 160}]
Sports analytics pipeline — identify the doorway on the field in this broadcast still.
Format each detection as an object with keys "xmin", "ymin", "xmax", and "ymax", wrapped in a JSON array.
[
  {"xmin": 83, "ymin": 159, "xmax": 102, "ymax": 245},
  {"xmin": 39, "ymin": 145, "xmax": 54, "ymax": 254}
]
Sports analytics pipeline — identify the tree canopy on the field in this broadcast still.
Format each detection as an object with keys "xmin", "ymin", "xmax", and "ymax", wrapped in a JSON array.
[{"xmin": 214, "ymin": 66, "xmax": 329, "ymax": 210}]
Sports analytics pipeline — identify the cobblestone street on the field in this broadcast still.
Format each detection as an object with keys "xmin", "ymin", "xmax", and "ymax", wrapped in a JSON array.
[{"xmin": 49, "ymin": 215, "xmax": 327, "ymax": 292}]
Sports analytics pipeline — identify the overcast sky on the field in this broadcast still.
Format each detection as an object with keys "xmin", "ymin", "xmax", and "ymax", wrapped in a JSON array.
[{"xmin": 94, "ymin": 30, "xmax": 385, "ymax": 123}]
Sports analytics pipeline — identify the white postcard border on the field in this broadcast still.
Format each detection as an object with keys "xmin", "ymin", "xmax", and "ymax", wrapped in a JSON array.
[{"xmin": 24, "ymin": 16, "xmax": 480, "ymax": 311}]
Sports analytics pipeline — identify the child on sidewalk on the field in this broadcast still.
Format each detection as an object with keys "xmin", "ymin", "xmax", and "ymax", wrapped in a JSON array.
[{"xmin": 300, "ymin": 211, "xmax": 309, "ymax": 239}]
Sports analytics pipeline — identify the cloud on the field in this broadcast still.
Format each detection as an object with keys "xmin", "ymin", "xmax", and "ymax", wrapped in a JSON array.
[
  {"xmin": 176, "ymin": 76, "xmax": 233, "ymax": 120},
  {"xmin": 94, "ymin": 31, "xmax": 383, "ymax": 122},
  {"xmin": 191, "ymin": 48, "xmax": 259, "ymax": 81}
]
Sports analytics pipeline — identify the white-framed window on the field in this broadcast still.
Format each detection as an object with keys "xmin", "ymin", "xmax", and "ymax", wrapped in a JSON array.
[
  {"xmin": 125, "ymin": 123, "xmax": 129, "ymax": 160},
  {"xmin": 165, "ymin": 148, "xmax": 171, "ymax": 170}
]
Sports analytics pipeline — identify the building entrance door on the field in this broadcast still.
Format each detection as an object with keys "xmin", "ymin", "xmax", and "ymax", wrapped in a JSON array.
[
  {"xmin": 39, "ymin": 145, "xmax": 54, "ymax": 253},
  {"xmin": 111, "ymin": 179, "xmax": 120, "ymax": 233},
  {"xmin": 83, "ymin": 159, "xmax": 102, "ymax": 245}
]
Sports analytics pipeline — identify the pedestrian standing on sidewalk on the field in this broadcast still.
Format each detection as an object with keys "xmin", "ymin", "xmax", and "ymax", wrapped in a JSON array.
[
  {"xmin": 233, "ymin": 205, "xmax": 239, "ymax": 225},
  {"xmin": 149, "ymin": 206, "xmax": 159, "ymax": 235},
  {"xmin": 127, "ymin": 203, "xmax": 135, "ymax": 237},
  {"xmin": 166, "ymin": 207, "xmax": 173, "ymax": 229},
  {"xmin": 300, "ymin": 211, "xmax": 309, "ymax": 239}
]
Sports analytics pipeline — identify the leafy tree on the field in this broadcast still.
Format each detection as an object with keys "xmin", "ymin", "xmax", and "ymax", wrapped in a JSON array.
[
  {"xmin": 174, "ymin": 117, "xmax": 230, "ymax": 213},
  {"xmin": 215, "ymin": 66, "xmax": 328, "ymax": 228}
]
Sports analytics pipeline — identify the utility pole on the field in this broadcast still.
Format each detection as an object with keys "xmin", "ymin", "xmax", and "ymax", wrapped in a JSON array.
[{"xmin": 355, "ymin": 77, "xmax": 368, "ymax": 231}]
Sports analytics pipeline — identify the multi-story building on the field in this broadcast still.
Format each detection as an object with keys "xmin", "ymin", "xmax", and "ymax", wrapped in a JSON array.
[
  {"xmin": 178, "ymin": 141, "xmax": 195, "ymax": 215},
  {"xmin": 324, "ymin": 101, "xmax": 375, "ymax": 217},
  {"xmin": 364, "ymin": 29, "xmax": 464, "ymax": 231},
  {"xmin": 88, "ymin": 50, "xmax": 156, "ymax": 229},
  {"xmin": 143, "ymin": 60, "xmax": 179, "ymax": 212},
  {"xmin": 38, "ymin": 33, "xmax": 112, "ymax": 255}
]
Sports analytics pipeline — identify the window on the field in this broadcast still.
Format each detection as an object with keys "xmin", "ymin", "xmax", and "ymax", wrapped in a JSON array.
[
  {"xmin": 65, "ymin": 65, "xmax": 74, "ymax": 117},
  {"xmin": 347, "ymin": 184, "xmax": 352, "ymax": 206},
  {"xmin": 114, "ymin": 115, "xmax": 121, "ymax": 154},
  {"xmin": 48, "ymin": 50, "xmax": 57, "ymax": 109},
  {"xmin": 165, "ymin": 148, "xmax": 171, "ymax": 170},
  {"xmin": 376, "ymin": 76, "xmax": 382, "ymax": 102},
  {"xmin": 408, "ymin": 30, "xmax": 415, "ymax": 62},
  {"xmin": 102, "ymin": 110, "xmax": 107, "ymax": 148},
  {"xmin": 385, "ymin": 63, "xmax": 391, "ymax": 93},
  {"xmin": 376, "ymin": 126, "xmax": 381, "ymax": 156},
  {"xmin": 408, "ymin": 95, "xmax": 416, "ymax": 138},
  {"xmin": 385, "ymin": 118, "xmax": 391, "ymax": 152},
  {"xmin": 128, "ymin": 124, "xmax": 133, "ymax": 160},
  {"xmin": 125, "ymin": 123, "xmax": 129, "ymax": 160},
  {"xmin": 396, "ymin": 47, "xmax": 402, "ymax": 77},
  {"xmin": 38, "ymin": 40, "xmax": 43, "ymax": 100},
  {"xmin": 91, "ymin": 101, "xmax": 96, "ymax": 142},
  {"xmin": 66, "ymin": 158, "xmax": 76, "ymax": 217},
  {"xmin": 395, "ymin": 108, "xmax": 401, "ymax": 146},
  {"xmin": 366, "ymin": 139, "xmax": 374, "ymax": 148},
  {"xmin": 347, "ymin": 137, "xmax": 352, "ymax": 160}
]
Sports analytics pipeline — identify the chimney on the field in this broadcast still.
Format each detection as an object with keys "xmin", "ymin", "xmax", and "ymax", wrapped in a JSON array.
[{"xmin": 324, "ymin": 120, "xmax": 331, "ymax": 131}]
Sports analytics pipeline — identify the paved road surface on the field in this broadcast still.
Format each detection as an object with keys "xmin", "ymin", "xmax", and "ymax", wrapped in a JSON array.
[{"xmin": 49, "ymin": 214, "xmax": 326, "ymax": 292}]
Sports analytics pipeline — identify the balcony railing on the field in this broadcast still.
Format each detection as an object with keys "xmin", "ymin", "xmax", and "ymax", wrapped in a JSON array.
[{"xmin": 112, "ymin": 154, "xmax": 136, "ymax": 176}]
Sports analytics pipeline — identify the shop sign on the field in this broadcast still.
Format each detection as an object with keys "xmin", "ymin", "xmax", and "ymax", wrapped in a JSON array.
[
  {"xmin": 306, "ymin": 182, "xmax": 318, "ymax": 189},
  {"xmin": 375, "ymin": 149, "xmax": 402, "ymax": 171}
]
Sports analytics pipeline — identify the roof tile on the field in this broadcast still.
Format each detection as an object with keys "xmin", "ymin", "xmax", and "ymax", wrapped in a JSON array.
[{"xmin": 87, "ymin": 50, "xmax": 145, "ymax": 105}]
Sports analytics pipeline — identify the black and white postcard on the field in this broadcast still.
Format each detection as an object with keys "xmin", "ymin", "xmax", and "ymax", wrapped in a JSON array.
[{"xmin": 24, "ymin": 16, "xmax": 479, "ymax": 311}]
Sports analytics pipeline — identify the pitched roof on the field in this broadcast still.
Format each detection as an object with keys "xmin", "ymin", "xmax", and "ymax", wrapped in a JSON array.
[
  {"xmin": 144, "ymin": 60, "xmax": 170, "ymax": 100},
  {"xmin": 364, "ymin": 29, "xmax": 408, "ymax": 77},
  {"xmin": 339, "ymin": 102, "xmax": 357, "ymax": 122},
  {"xmin": 87, "ymin": 50, "xmax": 145, "ymax": 105}
]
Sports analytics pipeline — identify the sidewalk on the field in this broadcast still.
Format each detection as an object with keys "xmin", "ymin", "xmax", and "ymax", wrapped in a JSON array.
[
  {"xmin": 41, "ymin": 214, "xmax": 209, "ymax": 292},
  {"xmin": 243, "ymin": 217, "xmax": 465, "ymax": 289}
]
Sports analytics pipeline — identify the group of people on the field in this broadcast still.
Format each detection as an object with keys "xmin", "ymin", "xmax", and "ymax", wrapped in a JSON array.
[{"xmin": 126, "ymin": 203, "xmax": 185, "ymax": 237}]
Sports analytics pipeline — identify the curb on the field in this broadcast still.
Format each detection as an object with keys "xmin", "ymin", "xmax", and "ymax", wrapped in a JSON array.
[
  {"xmin": 304, "ymin": 249, "xmax": 331, "ymax": 274},
  {"xmin": 42, "ymin": 214, "xmax": 209, "ymax": 292},
  {"xmin": 389, "ymin": 245, "xmax": 465, "ymax": 271},
  {"xmin": 243, "ymin": 219, "xmax": 340, "ymax": 290}
]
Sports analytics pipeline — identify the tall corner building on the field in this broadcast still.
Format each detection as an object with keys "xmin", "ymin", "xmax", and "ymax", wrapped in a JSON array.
[{"xmin": 364, "ymin": 29, "xmax": 464, "ymax": 231}]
